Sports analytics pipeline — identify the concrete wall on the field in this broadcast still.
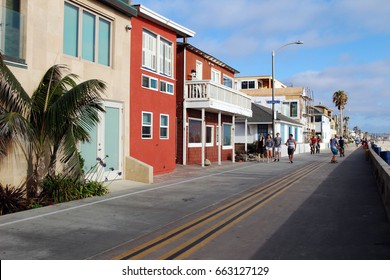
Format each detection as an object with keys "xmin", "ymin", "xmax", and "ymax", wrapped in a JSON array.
[{"xmin": 368, "ymin": 146, "xmax": 390, "ymax": 222}]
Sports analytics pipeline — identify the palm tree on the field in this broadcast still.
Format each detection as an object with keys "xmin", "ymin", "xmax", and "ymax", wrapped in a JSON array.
[
  {"xmin": 0, "ymin": 54, "xmax": 106, "ymax": 198},
  {"xmin": 332, "ymin": 90, "xmax": 348, "ymax": 136}
]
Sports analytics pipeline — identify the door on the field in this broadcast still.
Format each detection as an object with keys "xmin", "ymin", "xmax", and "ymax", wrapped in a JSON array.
[{"xmin": 80, "ymin": 101, "xmax": 123, "ymax": 182}]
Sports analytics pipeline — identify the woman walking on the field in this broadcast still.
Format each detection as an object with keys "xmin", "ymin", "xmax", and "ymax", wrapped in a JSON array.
[
  {"xmin": 256, "ymin": 134, "xmax": 265, "ymax": 162},
  {"xmin": 265, "ymin": 134, "xmax": 274, "ymax": 163}
]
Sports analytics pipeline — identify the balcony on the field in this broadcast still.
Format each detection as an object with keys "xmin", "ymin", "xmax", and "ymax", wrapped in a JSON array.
[{"xmin": 185, "ymin": 80, "xmax": 252, "ymax": 117}]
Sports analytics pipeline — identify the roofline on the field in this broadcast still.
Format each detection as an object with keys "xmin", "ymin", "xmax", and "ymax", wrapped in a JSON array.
[
  {"xmin": 133, "ymin": 5, "xmax": 195, "ymax": 38},
  {"xmin": 97, "ymin": 0, "xmax": 138, "ymax": 17},
  {"xmin": 178, "ymin": 42, "xmax": 240, "ymax": 74}
]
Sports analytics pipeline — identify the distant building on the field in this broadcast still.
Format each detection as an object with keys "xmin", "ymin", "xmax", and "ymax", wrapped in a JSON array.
[{"xmin": 235, "ymin": 75, "xmax": 314, "ymax": 142}]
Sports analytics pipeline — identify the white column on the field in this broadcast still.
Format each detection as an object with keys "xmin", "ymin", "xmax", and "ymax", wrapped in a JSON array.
[
  {"xmin": 244, "ymin": 118, "xmax": 248, "ymax": 153},
  {"xmin": 182, "ymin": 102, "xmax": 187, "ymax": 165},
  {"xmin": 201, "ymin": 108, "xmax": 205, "ymax": 167},
  {"xmin": 232, "ymin": 115, "xmax": 235, "ymax": 163},
  {"xmin": 218, "ymin": 112, "xmax": 221, "ymax": 165}
]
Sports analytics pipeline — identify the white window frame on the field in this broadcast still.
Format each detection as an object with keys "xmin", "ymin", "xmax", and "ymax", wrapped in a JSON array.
[
  {"xmin": 160, "ymin": 80, "xmax": 174, "ymax": 95},
  {"xmin": 160, "ymin": 114, "xmax": 169, "ymax": 139},
  {"xmin": 142, "ymin": 111, "xmax": 153, "ymax": 139},
  {"xmin": 159, "ymin": 38, "xmax": 172, "ymax": 77},
  {"xmin": 188, "ymin": 118, "xmax": 202, "ymax": 148},
  {"xmin": 211, "ymin": 68, "xmax": 221, "ymax": 84},
  {"xmin": 223, "ymin": 75, "xmax": 234, "ymax": 88},
  {"xmin": 142, "ymin": 74, "xmax": 158, "ymax": 91},
  {"xmin": 206, "ymin": 125, "xmax": 214, "ymax": 147},
  {"xmin": 142, "ymin": 29, "xmax": 174, "ymax": 78},
  {"xmin": 241, "ymin": 80, "xmax": 256, "ymax": 89},
  {"xmin": 222, "ymin": 123, "xmax": 233, "ymax": 149},
  {"xmin": 142, "ymin": 30, "xmax": 157, "ymax": 71}
]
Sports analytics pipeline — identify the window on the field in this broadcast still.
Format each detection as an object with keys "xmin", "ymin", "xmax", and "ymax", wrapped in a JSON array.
[
  {"xmin": 142, "ymin": 112, "xmax": 152, "ymax": 139},
  {"xmin": 63, "ymin": 2, "xmax": 111, "ymax": 66},
  {"xmin": 1, "ymin": 0, "xmax": 25, "ymax": 63},
  {"xmin": 211, "ymin": 68, "xmax": 221, "ymax": 84},
  {"xmin": 223, "ymin": 75, "xmax": 233, "ymax": 88},
  {"xmin": 188, "ymin": 119, "xmax": 201, "ymax": 146},
  {"xmin": 290, "ymin": 102, "xmax": 298, "ymax": 118},
  {"xmin": 142, "ymin": 30, "xmax": 157, "ymax": 71},
  {"xmin": 223, "ymin": 123, "xmax": 232, "ymax": 147},
  {"xmin": 142, "ymin": 75, "xmax": 158, "ymax": 90},
  {"xmin": 241, "ymin": 80, "xmax": 255, "ymax": 89},
  {"xmin": 160, "ymin": 38, "xmax": 172, "ymax": 76},
  {"xmin": 142, "ymin": 30, "xmax": 173, "ymax": 77},
  {"xmin": 82, "ymin": 11, "xmax": 95, "ymax": 62},
  {"xmin": 160, "ymin": 80, "xmax": 174, "ymax": 94},
  {"xmin": 206, "ymin": 125, "xmax": 214, "ymax": 146},
  {"xmin": 282, "ymin": 101, "xmax": 298, "ymax": 118},
  {"xmin": 160, "ymin": 114, "xmax": 169, "ymax": 139}
]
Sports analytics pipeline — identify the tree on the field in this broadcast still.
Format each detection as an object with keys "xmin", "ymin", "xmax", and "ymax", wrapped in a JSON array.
[
  {"xmin": 0, "ymin": 54, "xmax": 106, "ymax": 198},
  {"xmin": 332, "ymin": 90, "xmax": 348, "ymax": 137}
]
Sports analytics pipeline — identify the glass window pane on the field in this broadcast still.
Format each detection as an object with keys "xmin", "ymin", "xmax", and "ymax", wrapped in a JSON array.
[
  {"xmin": 189, "ymin": 119, "xmax": 201, "ymax": 143},
  {"xmin": 98, "ymin": 18, "xmax": 110, "ymax": 66},
  {"xmin": 143, "ymin": 113, "xmax": 151, "ymax": 125},
  {"xmin": 63, "ymin": 3, "xmax": 79, "ymax": 57},
  {"xmin": 161, "ymin": 115, "xmax": 168, "ymax": 126},
  {"xmin": 223, "ymin": 124, "xmax": 232, "ymax": 146},
  {"xmin": 82, "ymin": 11, "xmax": 95, "ymax": 62}
]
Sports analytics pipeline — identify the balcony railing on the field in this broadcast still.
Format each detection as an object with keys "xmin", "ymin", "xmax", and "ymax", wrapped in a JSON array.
[
  {"xmin": 0, "ymin": 5, "xmax": 25, "ymax": 64},
  {"xmin": 185, "ymin": 80, "xmax": 252, "ymax": 117}
]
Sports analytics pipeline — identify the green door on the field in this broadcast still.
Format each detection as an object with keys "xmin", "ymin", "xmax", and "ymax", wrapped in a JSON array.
[{"xmin": 80, "ymin": 101, "xmax": 122, "ymax": 181}]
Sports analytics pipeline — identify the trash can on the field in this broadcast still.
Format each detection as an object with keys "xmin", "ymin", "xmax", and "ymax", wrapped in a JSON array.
[{"xmin": 380, "ymin": 151, "xmax": 390, "ymax": 165}]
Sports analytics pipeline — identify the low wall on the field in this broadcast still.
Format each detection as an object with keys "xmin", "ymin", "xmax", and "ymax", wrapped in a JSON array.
[
  {"xmin": 124, "ymin": 156, "xmax": 153, "ymax": 184},
  {"xmin": 368, "ymin": 145, "xmax": 390, "ymax": 221}
]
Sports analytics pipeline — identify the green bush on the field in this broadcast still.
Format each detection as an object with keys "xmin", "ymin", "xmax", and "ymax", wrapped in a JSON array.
[
  {"xmin": 0, "ymin": 183, "xmax": 27, "ymax": 215},
  {"xmin": 40, "ymin": 175, "xmax": 109, "ymax": 204}
]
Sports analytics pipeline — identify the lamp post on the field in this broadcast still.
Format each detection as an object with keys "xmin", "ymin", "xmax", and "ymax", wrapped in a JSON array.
[{"xmin": 271, "ymin": 41, "xmax": 303, "ymax": 140}]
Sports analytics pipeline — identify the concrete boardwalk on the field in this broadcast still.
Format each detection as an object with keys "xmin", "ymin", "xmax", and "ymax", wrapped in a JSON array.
[{"xmin": 1, "ymin": 146, "xmax": 390, "ymax": 260}]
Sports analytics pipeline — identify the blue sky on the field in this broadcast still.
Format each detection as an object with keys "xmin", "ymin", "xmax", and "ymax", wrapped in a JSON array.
[{"xmin": 134, "ymin": 0, "xmax": 390, "ymax": 133}]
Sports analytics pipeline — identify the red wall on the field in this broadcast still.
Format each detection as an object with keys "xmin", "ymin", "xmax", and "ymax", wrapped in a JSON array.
[{"xmin": 130, "ymin": 16, "xmax": 178, "ymax": 175}]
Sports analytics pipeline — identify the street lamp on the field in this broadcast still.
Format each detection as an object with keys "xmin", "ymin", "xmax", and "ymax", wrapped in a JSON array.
[{"xmin": 271, "ymin": 41, "xmax": 303, "ymax": 140}]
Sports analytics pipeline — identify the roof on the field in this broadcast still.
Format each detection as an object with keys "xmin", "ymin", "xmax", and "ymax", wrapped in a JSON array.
[
  {"xmin": 133, "ymin": 5, "xmax": 195, "ymax": 38},
  {"xmin": 97, "ymin": 0, "xmax": 138, "ymax": 17},
  {"xmin": 246, "ymin": 103, "xmax": 302, "ymax": 126},
  {"xmin": 178, "ymin": 43, "xmax": 240, "ymax": 74}
]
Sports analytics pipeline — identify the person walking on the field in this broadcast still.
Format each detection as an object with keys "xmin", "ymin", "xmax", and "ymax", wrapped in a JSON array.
[
  {"xmin": 273, "ymin": 132, "xmax": 282, "ymax": 162},
  {"xmin": 338, "ymin": 136, "xmax": 345, "ymax": 157},
  {"xmin": 316, "ymin": 135, "xmax": 321, "ymax": 153},
  {"xmin": 330, "ymin": 134, "xmax": 339, "ymax": 163},
  {"xmin": 265, "ymin": 134, "xmax": 274, "ymax": 163},
  {"xmin": 310, "ymin": 135, "xmax": 317, "ymax": 154},
  {"xmin": 285, "ymin": 134, "xmax": 296, "ymax": 163},
  {"xmin": 256, "ymin": 134, "xmax": 265, "ymax": 162}
]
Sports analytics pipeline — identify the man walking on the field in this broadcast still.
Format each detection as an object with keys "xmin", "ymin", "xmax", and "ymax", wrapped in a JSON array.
[
  {"xmin": 286, "ymin": 134, "xmax": 296, "ymax": 163},
  {"xmin": 273, "ymin": 132, "xmax": 282, "ymax": 162}
]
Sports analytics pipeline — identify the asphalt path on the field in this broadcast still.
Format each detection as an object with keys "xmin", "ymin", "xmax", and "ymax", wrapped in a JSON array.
[{"xmin": 1, "ymin": 146, "xmax": 390, "ymax": 260}]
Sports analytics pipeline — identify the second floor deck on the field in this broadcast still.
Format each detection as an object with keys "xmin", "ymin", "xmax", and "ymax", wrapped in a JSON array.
[{"xmin": 185, "ymin": 80, "xmax": 252, "ymax": 118}]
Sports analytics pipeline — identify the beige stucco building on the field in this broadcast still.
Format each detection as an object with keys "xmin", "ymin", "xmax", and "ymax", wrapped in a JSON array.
[{"xmin": 0, "ymin": 0, "xmax": 137, "ymax": 185}]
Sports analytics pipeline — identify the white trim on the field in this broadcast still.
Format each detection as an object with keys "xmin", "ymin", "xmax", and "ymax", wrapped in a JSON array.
[
  {"xmin": 138, "ymin": 5, "xmax": 195, "ymax": 38},
  {"xmin": 141, "ymin": 111, "xmax": 153, "ymax": 139},
  {"xmin": 159, "ymin": 114, "xmax": 169, "ymax": 140}
]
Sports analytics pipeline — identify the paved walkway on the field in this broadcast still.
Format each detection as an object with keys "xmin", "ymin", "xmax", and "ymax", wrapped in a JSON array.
[{"xmin": 1, "ymin": 146, "xmax": 389, "ymax": 260}]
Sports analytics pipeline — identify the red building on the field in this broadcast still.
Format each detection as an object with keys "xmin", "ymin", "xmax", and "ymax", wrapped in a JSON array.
[
  {"xmin": 130, "ymin": 5, "xmax": 195, "ymax": 176},
  {"xmin": 176, "ymin": 44, "xmax": 252, "ymax": 166}
]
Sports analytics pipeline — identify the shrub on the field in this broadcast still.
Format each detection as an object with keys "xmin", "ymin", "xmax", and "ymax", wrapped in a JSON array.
[
  {"xmin": 40, "ymin": 175, "xmax": 109, "ymax": 204},
  {"xmin": 0, "ymin": 183, "xmax": 27, "ymax": 215}
]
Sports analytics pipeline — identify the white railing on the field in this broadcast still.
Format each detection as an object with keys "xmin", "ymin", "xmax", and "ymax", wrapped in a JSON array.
[{"xmin": 185, "ymin": 80, "xmax": 252, "ymax": 112}]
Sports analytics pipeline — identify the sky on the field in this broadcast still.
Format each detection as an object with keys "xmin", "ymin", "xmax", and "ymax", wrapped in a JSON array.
[{"xmin": 134, "ymin": 0, "xmax": 390, "ymax": 134}]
